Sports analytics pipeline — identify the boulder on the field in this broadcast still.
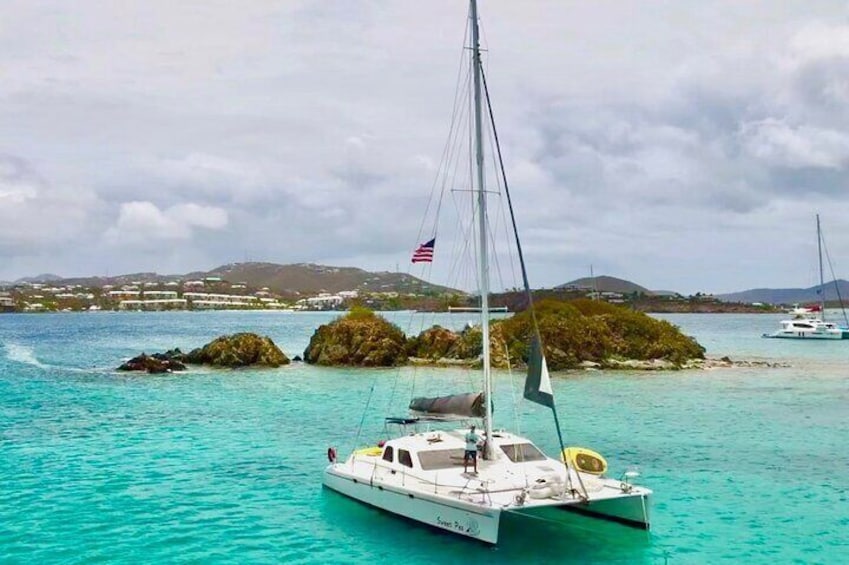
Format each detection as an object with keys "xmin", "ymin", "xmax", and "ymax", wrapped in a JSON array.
[
  {"xmin": 118, "ymin": 352, "xmax": 187, "ymax": 373},
  {"xmin": 303, "ymin": 308, "xmax": 407, "ymax": 367},
  {"xmin": 406, "ymin": 325, "xmax": 464, "ymax": 360},
  {"xmin": 185, "ymin": 333, "xmax": 289, "ymax": 368}
]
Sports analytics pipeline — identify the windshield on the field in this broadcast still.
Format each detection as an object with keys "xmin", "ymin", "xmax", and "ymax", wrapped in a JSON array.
[
  {"xmin": 417, "ymin": 448, "xmax": 466, "ymax": 470},
  {"xmin": 500, "ymin": 443, "xmax": 547, "ymax": 463}
]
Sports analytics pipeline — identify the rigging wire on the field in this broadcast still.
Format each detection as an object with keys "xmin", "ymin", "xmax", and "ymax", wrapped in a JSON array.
[
  {"xmin": 480, "ymin": 64, "xmax": 589, "ymax": 500},
  {"xmin": 375, "ymin": 20, "xmax": 476, "ymax": 435},
  {"xmin": 819, "ymin": 229, "xmax": 849, "ymax": 326}
]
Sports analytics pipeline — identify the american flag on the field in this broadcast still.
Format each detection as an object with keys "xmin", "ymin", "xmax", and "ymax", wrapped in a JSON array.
[{"xmin": 411, "ymin": 238, "xmax": 436, "ymax": 263}]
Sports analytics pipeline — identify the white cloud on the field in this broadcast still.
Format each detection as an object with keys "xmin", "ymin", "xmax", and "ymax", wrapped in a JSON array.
[
  {"xmin": 0, "ymin": 155, "xmax": 102, "ymax": 251},
  {"xmin": 103, "ymin": 201, "xmax": 228, "ymax": 247},
  {"xmin": 740, "ymin": 118, "xmax": 849, "ymax": 169},
  {"xmin": 789, "ymin": 22, "xmax": 849, "ymax": 64},
  {"xmin": 143, "ymin": 153, "xmax": 267, "ymax": 202}
]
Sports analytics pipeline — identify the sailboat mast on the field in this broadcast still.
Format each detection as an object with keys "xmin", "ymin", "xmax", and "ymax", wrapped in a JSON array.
[
  {"xmin": 470, "ymin": 0, "xmax": 494, "ymax": 459},
  {"xmin": 817, "ymin": 214, "xmax": 825, "ymax": 316}
]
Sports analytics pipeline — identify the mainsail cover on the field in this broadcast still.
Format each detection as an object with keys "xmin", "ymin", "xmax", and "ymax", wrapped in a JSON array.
[
  {"xmin": 409, "ymin": 392, "xmax": 485, "ymax": 418},
  {"xmin": 524, "ymin": 336, "xmax": 555, "ymax": 408}
]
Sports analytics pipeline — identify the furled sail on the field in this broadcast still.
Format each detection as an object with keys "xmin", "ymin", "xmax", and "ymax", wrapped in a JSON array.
[{"xmin": 409, "ymin": 392, "xmax": 485, "ymax": 418}]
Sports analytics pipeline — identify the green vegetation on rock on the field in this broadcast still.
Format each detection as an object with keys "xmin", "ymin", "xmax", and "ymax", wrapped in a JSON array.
[
  {"xmin": 406, "ymin": 324, "xmax": 482, "ymax": 361},
  {"xmin": 185, "ymin": 332, "xmax": 290, "ymax": 368},
  {"xmin": 303, "ymin": 299, "xmax": 704, "ymax": 370},
  {"xmin": 496, "ymin": 299, "xmax": 705, "ymax": 370},
  {"xmin": 405, "ymin": 299, "xmax": 704, "ymax": 370},
  {"xmin": 303, "ymin": 308, "xmax": 407, "ymax": 367}
]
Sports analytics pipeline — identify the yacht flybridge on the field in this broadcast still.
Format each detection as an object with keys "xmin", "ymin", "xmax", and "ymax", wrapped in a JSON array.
[{"xmin": 321, "ymin": 0, "xmax": 651, "ymax": 544}]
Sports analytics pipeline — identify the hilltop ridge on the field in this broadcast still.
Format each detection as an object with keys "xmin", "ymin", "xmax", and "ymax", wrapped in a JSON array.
[
  {"xmin": 715, "ymin": 280, "xmax": 849, "ymax": 305},
  {"xmin": 7, "ymin": 262, "xmax": 460, "ymax": 298},
  {"xmin": 557, "ymin": 275, "xmax": 654, "ymax": 295}
]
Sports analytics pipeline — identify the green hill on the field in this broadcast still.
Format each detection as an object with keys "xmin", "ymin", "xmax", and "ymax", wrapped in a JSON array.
[
  {"xmin": 197, "ymin": 262, "xmax": 459, "ymax": 296},
  {"xmin": 27, "ymin": 262, "xmax": 460, "ymax": 298},
  {"xmin": 556, "ymin": 275, "xmax": 654, "ymax": 295}
]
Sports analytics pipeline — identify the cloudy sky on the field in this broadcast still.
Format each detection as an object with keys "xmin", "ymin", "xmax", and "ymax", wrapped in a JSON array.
[{"xmin": 3, "ymin": 1, "xmax": 849, "ymax": 294}]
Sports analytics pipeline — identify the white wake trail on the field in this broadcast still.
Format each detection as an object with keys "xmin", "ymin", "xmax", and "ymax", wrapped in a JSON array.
[{"xmin": 3, "ymin": 342, "xmax": 50, "ymax": 369}]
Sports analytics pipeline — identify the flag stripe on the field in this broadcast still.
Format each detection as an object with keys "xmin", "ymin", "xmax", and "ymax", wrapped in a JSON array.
[{"xmin": 411, "ymin": 238, "xmax": 436, "ymax": 263}]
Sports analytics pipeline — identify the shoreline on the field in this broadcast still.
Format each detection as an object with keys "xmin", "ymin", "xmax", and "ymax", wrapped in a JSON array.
[{"xmin": 406, "ymin": 355, "xmax": 790, "ymax": 372}]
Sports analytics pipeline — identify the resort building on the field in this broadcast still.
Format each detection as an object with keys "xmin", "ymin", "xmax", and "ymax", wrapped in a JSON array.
[
  {"xmin": 108, "ymin": 290, "xmax": 141, "ymax": 300},
  {"xmin": 297, "ymin": 293, "xmax": 344, "ymax": 310},
  {"xmin": 118, "ymin": 299, "xmax": 188, "ymax": 311},
  {"xmin": 143, "ymin": 290, "xmax": 179, "ymax": 300},
  {"xmin": 183, "ymin": 292, "xmax": 258, "ymax": 309}
]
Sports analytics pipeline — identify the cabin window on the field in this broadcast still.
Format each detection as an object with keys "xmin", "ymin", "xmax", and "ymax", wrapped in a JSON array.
[
  {"xmin": 398, "ymin": 449, "xmax": 414, "ymax": 468},
  {"xmin": 500, "ymin": 443, "xmax": 547, "ymax": 463},
  {"xmin": 418, "ymin": 448, "xmax": 466, "ymax": 470},
  {"xmin": 382, "ymin": 446, "xmax": 394, "ymax": 463}
]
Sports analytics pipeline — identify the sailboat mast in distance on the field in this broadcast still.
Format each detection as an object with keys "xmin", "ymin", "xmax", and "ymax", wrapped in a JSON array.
[{"xmin": 817, "ymin": 214, "xmax": 825, "ymax": 314}]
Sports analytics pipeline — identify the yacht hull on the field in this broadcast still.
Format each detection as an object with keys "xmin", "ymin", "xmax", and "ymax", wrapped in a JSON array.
[
  {"xmin": 509, "ymin": 491, "xmax": 651, "ymax": 529},
  {"xmin": 323, "ymin": 465, "xmax": 502, "ymax": 544},
  {"xmin": 763, "ymin": 331, "xmax": 848, "ymax": 340}
]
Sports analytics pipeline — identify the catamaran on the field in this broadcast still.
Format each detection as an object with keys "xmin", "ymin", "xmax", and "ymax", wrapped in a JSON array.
[
  {"xmin": 764, "ymin": 215, "xmax": 849, "ymax": 340},
  {"xmin": 322, "ymin": 0, "xmax": 652, "ymax": 544}
]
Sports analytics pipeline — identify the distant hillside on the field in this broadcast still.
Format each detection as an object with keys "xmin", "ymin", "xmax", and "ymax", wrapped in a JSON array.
[
  {"xmin": 53, "ymin": 272, "xmax": 182, "ymax": 288},
  {"xmin": 556, "ymin": 275, "xmax": 654, "ymax": 296},
  {"xmin": 198, "ymin": 262, "xmax": 459, "ymax": 296},
  {"xmin": 16, "ymin": 263, "xmax": 460, "ymax": 297},
  {"xmin": 15, "ymin": 273, "xmax": 63, "ymax": 284},
  {"xmin": 717, "ymin": 280, "xmax": 849, "ymax": 305}
]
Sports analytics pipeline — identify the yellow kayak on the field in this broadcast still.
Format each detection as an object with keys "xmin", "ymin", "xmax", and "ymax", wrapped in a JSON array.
[
  {"xmin": 353, "ymin": 446, "xmax": 383, "ymax": 457},
  {"xmin": 561, "ymin": 447, "xmax": 608, "ymax": 475}
]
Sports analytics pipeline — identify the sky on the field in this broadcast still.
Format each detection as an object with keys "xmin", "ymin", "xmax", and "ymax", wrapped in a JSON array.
[{"xmin": 3, "ymin": 1, "xmax": 849, "ymax": 295}]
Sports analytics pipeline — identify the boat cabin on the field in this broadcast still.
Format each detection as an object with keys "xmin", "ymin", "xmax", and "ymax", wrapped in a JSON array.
[{"xmin": 372, "ymin": 428, "xmax": 549, "ymax": 474}]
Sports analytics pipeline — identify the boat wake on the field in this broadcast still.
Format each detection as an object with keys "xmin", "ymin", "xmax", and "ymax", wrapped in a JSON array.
[
  {"xmin": 3, "ymin": 342, "xmax": 50, "ymax": 369},
  {"xmin": 3, "ymin": 342, "xmax": 98, "ymax": 373}
]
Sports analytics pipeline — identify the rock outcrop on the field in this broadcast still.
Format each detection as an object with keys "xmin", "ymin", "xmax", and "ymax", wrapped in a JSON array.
[
  {"xmin": 405, "ymin": 325, "xmax": 482, "ymax": 361},
  {"xmin": 118, "ymin": 334, "xmax": 289, "ymax": 373},
  {"xmin": 117, "ymin": 350, "xmax": 187, "ymax": 373},
  {"xmin": 494, "ymin": 299, "xmax": 705, "ymax": 370},
  {"xmin": 303, "ymin": 308, "xmax": 407, "ymax": 367},
  {"xmin": 185, "ymin": 333, "xmax": 289, "ymax": 368}
]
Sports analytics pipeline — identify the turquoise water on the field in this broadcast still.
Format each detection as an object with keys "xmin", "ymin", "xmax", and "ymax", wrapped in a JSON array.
[{"xmin": 1, "ymin": 311, "xmax": 847, "ymax": 563}]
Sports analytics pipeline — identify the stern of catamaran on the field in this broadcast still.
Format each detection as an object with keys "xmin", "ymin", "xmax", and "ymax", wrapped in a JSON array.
[{"xmin": 507, "ymin": 484, "xmax": 652, "ymax": 530}]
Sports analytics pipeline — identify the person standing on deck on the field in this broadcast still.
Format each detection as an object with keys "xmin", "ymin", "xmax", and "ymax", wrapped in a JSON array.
[{"xmin": 464, "ymin": 425, "xmax": 481, "ymax": 474}]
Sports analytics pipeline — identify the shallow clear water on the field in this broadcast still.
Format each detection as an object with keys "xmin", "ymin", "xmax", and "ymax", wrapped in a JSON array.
[{"xmin": 1, "ymin": 311, "xmax": 847, "ymax": 563}]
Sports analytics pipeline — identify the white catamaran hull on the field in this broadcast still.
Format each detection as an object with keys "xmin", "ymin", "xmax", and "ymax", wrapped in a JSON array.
[
  {"xmin": 323, "ymin": 466, "xmax": 502, "ymax": 543},
  {"xmin": 766, "ymin": 333, "xmax": 847, "ymax": 340},
  {"xmin": 763, "ymin": 329, "xmax": 848, "ymax": 339},
  {"xmin": 323, "ymin": 438, "xmax": 651, "ymax": 545},
  {"xmin": 508, "ymin": 489, "xmax": 651, "ymax": 528}
]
